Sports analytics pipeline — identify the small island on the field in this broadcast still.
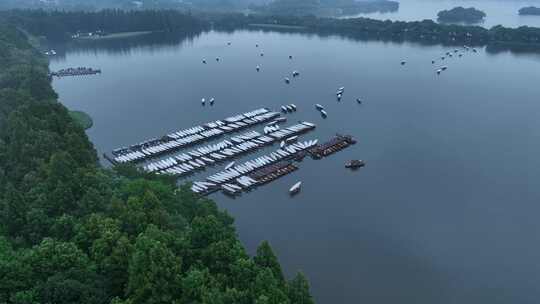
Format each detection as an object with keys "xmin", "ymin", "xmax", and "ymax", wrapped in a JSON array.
[
  {"xmin": 437, "ymin": 7, "xmax": 486, "ymax": 24},
  {"xmin": 519, "ymin": 6, "xmax": 540, "ymax": 16},
  {"xmin": 69, "ymin": 110, "xmax": 93, "ymax": 130}
]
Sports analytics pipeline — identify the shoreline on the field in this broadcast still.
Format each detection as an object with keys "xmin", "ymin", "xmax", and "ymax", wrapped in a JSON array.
[{"xmin": 75, "ymin": 31, "xmax": 154, "ymax": 40}]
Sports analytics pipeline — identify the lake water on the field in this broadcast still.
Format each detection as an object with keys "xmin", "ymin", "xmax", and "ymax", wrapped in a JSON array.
[
  {"xmin": 344, "ymin": 0, "xmax": 540, "ymax": 28},
  {"xmin": 50, "ymin": 28, "xmax": 540, "ymax": 304}
]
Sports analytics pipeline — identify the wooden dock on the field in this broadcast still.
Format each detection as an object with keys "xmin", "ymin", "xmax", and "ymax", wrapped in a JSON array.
[
  {"xmin": 309, "ymin": 134, "xmax": 356, "ymax": 159},
  {"xmin": 249, "ymin": 161, "xmax": 298, "ymax": 184},
  {"xmin": 51, "ymin": 67, "xmax": 101, "ymax": 77}
]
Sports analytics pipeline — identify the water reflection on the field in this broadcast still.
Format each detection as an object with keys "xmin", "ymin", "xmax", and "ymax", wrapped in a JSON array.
[{"xmin": 50, "ymin": 30, "xmax": 205, "ymax": 61}]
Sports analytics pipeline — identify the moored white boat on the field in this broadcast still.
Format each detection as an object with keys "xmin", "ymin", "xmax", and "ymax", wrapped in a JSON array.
[{"xmin": 289, "ymin": 181, "xmax": 302, "ymax": 195}]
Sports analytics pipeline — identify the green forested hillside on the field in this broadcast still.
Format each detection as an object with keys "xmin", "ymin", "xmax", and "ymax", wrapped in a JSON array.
[{"xmin": 0, "ymin": 22, "xmax": 313, "ymax": 304}]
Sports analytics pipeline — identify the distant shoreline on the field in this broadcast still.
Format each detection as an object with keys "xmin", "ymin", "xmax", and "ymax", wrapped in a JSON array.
[
  {"xmin": 76, "ymin": 31, "xmax": 154, "ymax": 40},
  {"xmin": 248, "ymin": 23, "xmax": 307, "ymax": 30}
]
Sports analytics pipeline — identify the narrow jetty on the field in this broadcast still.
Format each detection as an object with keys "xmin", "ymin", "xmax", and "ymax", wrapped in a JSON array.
[
  {"xmin": 150, "ymin": 122, "xmax": 316, "ymax": 177},
  {"xmin": 50, "ymin": 67, "xmax": 101, "ymax": 77},
  {"xmin": 107, "ymin": 108, "xmax": 280, "ymax": 164},
  {"xmin": 309, "ymin": 134, "xmax": 356, "ymax": 159}
]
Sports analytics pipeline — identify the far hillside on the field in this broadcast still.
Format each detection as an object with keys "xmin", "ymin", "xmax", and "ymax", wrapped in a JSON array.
[{"xmin": 249, "ymin": 0, "xmax": 399, "ymax": 17}]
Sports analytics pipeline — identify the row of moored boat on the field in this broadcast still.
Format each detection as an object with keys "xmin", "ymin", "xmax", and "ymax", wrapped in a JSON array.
[
  {"xmin": 147, "ymin": 122, "xmax": 315, "ymax": 176},
  {"xmin": 112, "ymin": 108, "xmax": 279, "ymax": 164},
  {"xmin": 191, "ymin": 139, "xmax": 319, "ymax": 194}
]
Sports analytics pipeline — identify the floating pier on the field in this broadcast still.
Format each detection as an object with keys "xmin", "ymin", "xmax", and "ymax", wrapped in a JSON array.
[
  {"xmin": 108, "ymin": 108, "xmax": 281, "ymax": 164},
  {"xmin": 51, "ymin": 67, "xmax": 101, "ymax": 77}
]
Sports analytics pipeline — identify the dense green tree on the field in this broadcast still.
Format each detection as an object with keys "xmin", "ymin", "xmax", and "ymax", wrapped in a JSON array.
[
  {"xmin": 254, "ymin": 241, "xmax": 285, "ymax": 285},
  {"xmin": 288, "ymin": 272, "xmax": 314, "ymax": 304},
  {"xmin": 0, "ymin": 20, "xmax": 312, "ymax": 304},
  {"xmin": 126, "ymin": 225, "xmax": 183, "ymax": 304}
]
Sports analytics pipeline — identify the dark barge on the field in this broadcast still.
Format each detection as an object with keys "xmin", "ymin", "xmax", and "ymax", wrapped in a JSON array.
[
  {"xmin": 248, "ymin": 161, "xmax": 298, "ymax": 185},
  {"xmin": 309, "ymin": 134, "xmax": 356, "ymax": 159}
]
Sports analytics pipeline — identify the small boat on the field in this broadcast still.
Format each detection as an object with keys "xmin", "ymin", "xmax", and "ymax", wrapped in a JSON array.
[
  {"xmin": 274, "ymin": 117, "xmax": 287, "ymax": 123},
  {"xmin": 260, "ymin": 52, "xmax": 264, "ymax": 56},
  {"xmin": 431, "ymin": 60, "xmax": 435, "ymax": 64},
  {"xmin": 289, "ymin": 181, "xmax": 302, "ymax": 195},
  {"xmin": 356, "ymin": 98, "xmax": 362, "ymax": 104},
  {"xmin": 289, "ymin": 55, "xmax": 293, "ymax": 59},
  {"xmin": 290, "ymin": 104, "xmax": 297, "ymax": 111},
  {"xmin": 320, "ymin": 110, "xmax": 328, "ymax": 117},
  {"xmin": 281, "ymin": 106, "xmax": 288, "ymax": 112},
  {"xmin": 280, "ymin": 141, "xmax": 285, "ymax": 148},
  {"xmin": 285, "ymin": 77, "xmax": 290, "ymax": 83},
  {"xmin": 436, "ymin": 69, "xmax": 442, "ymax": 74},
  {"xmin": 227, "ymin": 42, "xmax": 231, "ymax": 45},
  {"xmin": 401, "ymin": 60, "xmax": 406, "ymax": 65},
  {"xmin": 201, "ymin": 98, "xmax": 206, "ymax": 105},
  {"xmin": 337, "ymin": 94, "xmax": 342, "ymax": 100},
  {"xmin": 225, "ymin": 161, "xmax": 235, "ymax": 170},
  {"xmin": 210, "ymin": 98, "xmax": 215, "ymax": 105},
  {"xmin": 345, "ymin": 160, "xmax": 365, "ymax": 169},
  {"xmin": 472, "ymin": 48, "xmax": 477, "ymax": 53},
  {"xmin": 286, "ymin": 105, "xmax": 294, "ymax": 112},
  {"xmin": 441, "ymin": 66, "xmax": 448, "ymax": 71},
  {"xmin": 256, "ymin": 44, "xmax": 259, "ymax": 47},
  {"xmin": 315, "ymin": 104, "xmax": 324, "ymax": 110},
  {"xmin": 285, "ymin": 136, "xmax": 298, "ymax": 144},
  {"xmin": 256, "ymin": 65, "xmax": 260, "ymax": 71},
  {"xmin": 338, "ymin": 87, "xmax": 345, "ymax": 91},
  {"xmin": 216, "ymin": 57, "xmax": 220, "ymax": 61},
  {"xmin": 202, "ymin": 59, "xmax": 206, "ymax": 64},
  {"xmin": 441, "ymin": 56, "xmax": 445, "ymax": 60}
]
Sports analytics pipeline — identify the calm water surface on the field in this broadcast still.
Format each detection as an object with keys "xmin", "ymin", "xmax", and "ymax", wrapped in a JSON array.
[
  {"xmin": 51, "ymin": 30, "xmax": 540, "ymax": 304},
  {"xmin": 345, "ymin": 0, "xmax": 540, "ymax": 28}
]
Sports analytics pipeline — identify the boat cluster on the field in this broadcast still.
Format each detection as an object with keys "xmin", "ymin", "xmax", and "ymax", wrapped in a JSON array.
[
  {"xmin": 432, "ymin": 45, "xmax": 478, "ymax": 75},
  {"xmin": 145, "ymin": 122, "xmax": 315, "ymax": 176},
  {"xmin": 264, "ymin": 124, "xmax": 280, "ymax": 134},
  {"xmin": 201, "ymin": 97, "xmax": 215, "ymax": 106},
  {"xmin": 44, "ymin": 49, "xmax": 57, "ymax": 56},
  {"xmin": 315, "ymin": 103, "xmax": 327, "ymax": 117},
  {"xmin": 51, "ymin": 67, "xmax": 101, "ymax": 77},
  {"xmin": 280, "ymin": 104, "xmax": 297, "ymax": 113},
  {"xmin": 191, "ymin": 139, "xmax": 319, "ymax": 194},
  {"xmin": 336, "ymin": 86, "xmax": 345, "ymax": 101},
  {"xmin": 111, "ymin": 108, "xmax": 279, "ymax": 163},
  {"xmin": 143, "ymin": 130, "xmax": 262, "ymax": 174}
]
